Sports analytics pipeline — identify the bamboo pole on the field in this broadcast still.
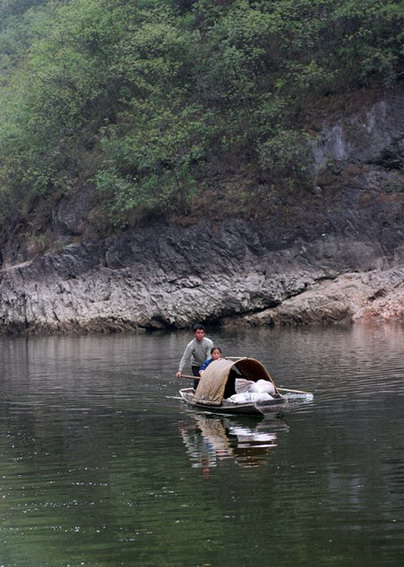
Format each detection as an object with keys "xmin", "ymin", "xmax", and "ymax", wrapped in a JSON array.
[
  {"xmin": 177, "ymin": 374, "xmax": 197, "ymax": 379},
  {"xmin": 277, "ymin": 387, "xmax": 312, "ymax": 395}
]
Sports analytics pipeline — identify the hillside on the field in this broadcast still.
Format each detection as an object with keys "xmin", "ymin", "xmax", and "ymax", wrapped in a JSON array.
[{"xmin": 0, "ymin": 0, "xmax": 403, "ymax": 332}]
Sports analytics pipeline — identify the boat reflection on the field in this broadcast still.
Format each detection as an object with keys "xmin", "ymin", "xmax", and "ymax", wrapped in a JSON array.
[{"xmin": 179, "ymin": 414, "xmax": 288, "ymax": 475}]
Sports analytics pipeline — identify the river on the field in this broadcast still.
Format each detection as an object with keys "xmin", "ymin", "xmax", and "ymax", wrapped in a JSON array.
[{"xmin": 0, "ymin": 324, "xmax": 403, "ymax": 566}]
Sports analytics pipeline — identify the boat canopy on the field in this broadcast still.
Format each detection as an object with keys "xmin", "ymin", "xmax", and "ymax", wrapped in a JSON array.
[{"xmin": 193, "ymin": 357, "xmax": 277, "ymax": 406}]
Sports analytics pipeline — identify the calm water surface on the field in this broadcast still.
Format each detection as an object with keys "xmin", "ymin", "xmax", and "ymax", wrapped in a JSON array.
[{"xmin": 0, "ymin": 325, "xmax": 403, "ymax": 566}]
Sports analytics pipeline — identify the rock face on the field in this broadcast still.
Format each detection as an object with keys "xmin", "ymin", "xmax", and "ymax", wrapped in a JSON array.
[
  {"xmin": 0, "ymin": 90, "xmax": 403, "ymax": 334},
  {"xmin": 238, "ymin": 268, "xmax": 404, "ymax": 327},
  {"xmin": 0, "ymin": 211, "xmax": 402, "ymax": 334}
]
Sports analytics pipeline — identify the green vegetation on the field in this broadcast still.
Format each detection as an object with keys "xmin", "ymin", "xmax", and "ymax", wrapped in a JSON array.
[{"xmin": 0, "ymin": 0, "xmax": 403, "ymax": 229}]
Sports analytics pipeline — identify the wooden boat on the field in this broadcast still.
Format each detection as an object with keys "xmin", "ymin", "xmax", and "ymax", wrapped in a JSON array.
[{"xmin": 179, "ymin": 357, "xmax": 289, "ymax": 416}]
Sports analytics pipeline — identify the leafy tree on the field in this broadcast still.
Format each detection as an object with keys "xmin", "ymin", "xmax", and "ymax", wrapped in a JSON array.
[{"xmin": 0, "ymin": 0, "xmax": 402, "ymax": 229}]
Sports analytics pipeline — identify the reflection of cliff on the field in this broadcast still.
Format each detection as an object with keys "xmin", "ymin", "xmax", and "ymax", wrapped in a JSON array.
[{"xmin": 179, "ymin": 415, "xmax": 288, "ymax": 474}]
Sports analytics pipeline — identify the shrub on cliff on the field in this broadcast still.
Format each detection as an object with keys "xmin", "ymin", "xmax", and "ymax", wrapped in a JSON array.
[{"xmin": 0, "ymin": 0, "xmax": 402, "ymax": 230}]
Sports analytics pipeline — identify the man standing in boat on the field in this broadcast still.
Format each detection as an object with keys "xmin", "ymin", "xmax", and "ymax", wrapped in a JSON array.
[{"xmin": 176, "ymin": 324, "xmax": 214, "ymax": 389}]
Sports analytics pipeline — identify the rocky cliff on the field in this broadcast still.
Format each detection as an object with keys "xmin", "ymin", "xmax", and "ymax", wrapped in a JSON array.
[{"xmin": 0, "ymin": 89, "xmax": 403, "ymax": 334}]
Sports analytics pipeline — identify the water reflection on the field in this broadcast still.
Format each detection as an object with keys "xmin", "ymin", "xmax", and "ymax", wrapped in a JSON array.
[{"xmin": 179, "ymin": 414, "xmax": 288, "ymax": 474}]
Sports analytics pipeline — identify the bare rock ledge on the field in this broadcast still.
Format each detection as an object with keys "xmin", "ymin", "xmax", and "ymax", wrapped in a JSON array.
[{"xmin": 0, "ymin": 218, "xmax": 403, "ymax": 334}]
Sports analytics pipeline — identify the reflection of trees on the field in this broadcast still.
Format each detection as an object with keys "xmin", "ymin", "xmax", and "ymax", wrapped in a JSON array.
[{"xmin": 179, "ymin": 415, "xmax": 288, "ymax": 474}]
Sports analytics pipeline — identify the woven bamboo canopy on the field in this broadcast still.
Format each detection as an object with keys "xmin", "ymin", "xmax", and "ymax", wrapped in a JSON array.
[{"xmin": 193, "ymin": 357, "xmax": 277, "ymax": 406}]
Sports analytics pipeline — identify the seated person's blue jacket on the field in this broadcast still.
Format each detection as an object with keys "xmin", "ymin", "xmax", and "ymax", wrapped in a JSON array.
[{"xmin": 199, "ymin": 357, "xmax": 214, "ymax": 373}]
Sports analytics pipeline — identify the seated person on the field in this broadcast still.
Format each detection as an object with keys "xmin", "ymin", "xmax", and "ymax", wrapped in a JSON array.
[{"xmin": 199, "ymin": 347, "xmax": 222, "ymax": 375}]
